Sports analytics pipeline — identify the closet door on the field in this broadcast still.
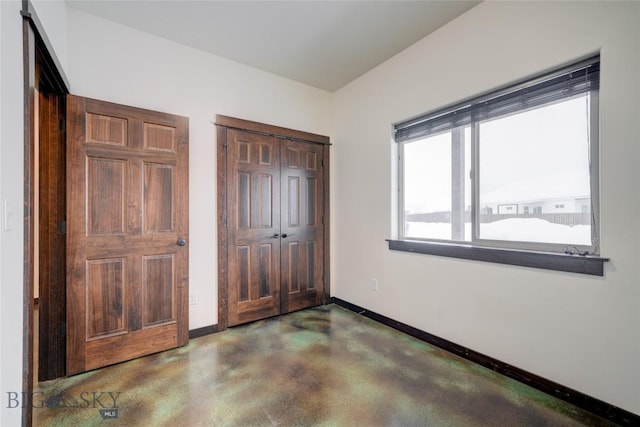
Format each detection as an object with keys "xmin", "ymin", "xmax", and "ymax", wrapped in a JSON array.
[
  {"xmin": 218, "ymin": 115, "xmax": 329, "ymax": 329},
  {"xmin": 280, "ymin": 139, "xmax": 325, "ymax": 313},
  {"xmin": 227, "ymin": 129, "xmax": 282, "ymax": 325}
]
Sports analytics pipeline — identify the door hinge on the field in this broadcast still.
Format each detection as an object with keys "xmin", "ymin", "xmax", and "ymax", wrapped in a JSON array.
[
  {"xmin": 59, "ymin": 120, "xmax": 65, "ymax": 132},
  {"xmin": 321, "ymin": 217, "xmax": 325, "ymax": 225},
  {"xmin": 321, "ymin": 159, "xmax": 326, "ymax": 167},
  {"xmin": 59, "ymin": 322, "xmax": 66, "ymax": 337},
  {"xmin": 57, "ymin": 220, "xmax": 66, "ymax": 235}
]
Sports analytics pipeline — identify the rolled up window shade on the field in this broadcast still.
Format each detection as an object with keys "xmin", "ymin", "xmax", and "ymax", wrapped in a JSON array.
[{"xmin": 394, "ymin": 55, "xmax": 599, "ymax": 143}]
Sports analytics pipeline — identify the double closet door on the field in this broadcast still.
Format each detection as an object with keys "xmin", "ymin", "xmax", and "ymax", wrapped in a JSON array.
[{"xmin": 217, "ymin": 116, "xmax": 330, "ymax": 327}]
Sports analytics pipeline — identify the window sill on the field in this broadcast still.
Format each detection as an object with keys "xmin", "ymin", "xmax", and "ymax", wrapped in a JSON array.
[{"xmin": 386, "ymin": 239, "xmax": 609, "ymax": 276}]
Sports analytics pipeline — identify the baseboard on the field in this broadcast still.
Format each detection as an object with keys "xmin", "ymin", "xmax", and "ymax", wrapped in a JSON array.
[
  {"xmin": 330, "ymin": 297, "xmax": 639, "ymax": 426},
  {"xmin": 188, "ymin": 324, "xmax": 219, "ymax": 339}
]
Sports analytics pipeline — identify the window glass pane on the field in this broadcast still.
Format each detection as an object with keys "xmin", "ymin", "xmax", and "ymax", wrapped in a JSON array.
[
  {"xmin": 477, "ymin": 95, "xmax": 592, "ymax": 246},
  {"xmin": 403, "ymin": 127, "xmax": 471, "ymax": 241}
]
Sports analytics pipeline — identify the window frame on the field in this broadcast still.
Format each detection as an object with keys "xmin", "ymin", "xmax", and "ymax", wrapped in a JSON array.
[{"xmin": 392, "ymin": 55, "xmax": 607, "ymax": 275}]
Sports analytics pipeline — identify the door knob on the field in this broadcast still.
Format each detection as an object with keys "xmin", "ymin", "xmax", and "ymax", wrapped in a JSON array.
[
  {"xmin": 271, "ymin": 233, "xmax": 280, "ymax": 239},
  {"xmin": 281, "ymin": 233, "xmax": 294, "ymax": 238},
  {"xmin": 177, "ymin": 238, "xmax": 186, "ymax": 246}
]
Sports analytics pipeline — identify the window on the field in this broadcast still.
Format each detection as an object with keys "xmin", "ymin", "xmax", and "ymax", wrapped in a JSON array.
[{"xmin": 395, "ymin": 56, "xmax": 600, "ymax": 257}]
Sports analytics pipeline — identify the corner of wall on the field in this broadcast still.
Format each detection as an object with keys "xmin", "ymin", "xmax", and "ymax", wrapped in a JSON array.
[{"xmin": 1, "ymin": 2, "xmax": 26, "ymax": 426}]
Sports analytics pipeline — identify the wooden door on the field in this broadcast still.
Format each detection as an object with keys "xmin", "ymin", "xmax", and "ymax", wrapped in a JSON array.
[
  {"xmin": 227, "ymin": 129, "xmax": 282, "ymax": 325},
  {"xmin": 280, "ymin": 139, "xmax": 325, "ymax": 313},
  {"xmin": 220, "ymin": 116, "xmax": 329, "ymax": 328},
  {"xmin": 66, "ymin": 95, "xmax": 189, "ymax": 375}
]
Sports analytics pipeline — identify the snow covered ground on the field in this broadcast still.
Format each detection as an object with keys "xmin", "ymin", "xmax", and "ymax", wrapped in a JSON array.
[{"xmin": 407, "ymin": 218, "xmax": 591, "ymax": 245}]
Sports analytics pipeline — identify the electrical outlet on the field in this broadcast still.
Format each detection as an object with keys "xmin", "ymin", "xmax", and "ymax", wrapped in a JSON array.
[
  {"xmin": 370, "ymin": 278, "xmax": 378, "ymax": 291},
  {"xmin": 189, "ymin": 292, "xmax": 197, "ymax": 305}
]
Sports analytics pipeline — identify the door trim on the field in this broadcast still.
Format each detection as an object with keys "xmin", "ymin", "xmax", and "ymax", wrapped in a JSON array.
[
  {"xmin": 22, "ymin": 1, "xmax": 70, "ymax": 425},
  {"xmin": 37, "ymin": 87, "xmax": 67, "ymax": 381},
  {"xmin": 216, "ymin": 115, "xmax": 330, "ymax": 145},
  {"xmin": 216, "ymin": 115, "xmax": 330, "ymax": 331}
]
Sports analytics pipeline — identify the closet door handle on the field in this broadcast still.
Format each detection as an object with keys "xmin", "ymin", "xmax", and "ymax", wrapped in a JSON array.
[
  {"xmin": 271, "ymin": 233, "xmax": 280, "ymax": 239},
  {"xmin": 281, "ymin": 233, "xmax": 294, "ymax": 238}
]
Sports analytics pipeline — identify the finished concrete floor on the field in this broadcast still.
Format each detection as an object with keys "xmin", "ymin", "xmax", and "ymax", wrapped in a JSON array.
[{"xmin": 34, "ymin": 305, "xmax": 613, "ymax": 426}]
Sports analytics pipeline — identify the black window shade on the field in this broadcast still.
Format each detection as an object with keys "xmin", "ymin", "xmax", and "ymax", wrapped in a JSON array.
[{"xmin": 394, "ymin": 55, "xmax": 600, "ymax": 142}]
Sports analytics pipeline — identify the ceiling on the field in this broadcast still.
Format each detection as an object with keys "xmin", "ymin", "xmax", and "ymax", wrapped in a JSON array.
[{"xmin": 66, "ymin": 1, "xmax": 480, "ymax": 92}]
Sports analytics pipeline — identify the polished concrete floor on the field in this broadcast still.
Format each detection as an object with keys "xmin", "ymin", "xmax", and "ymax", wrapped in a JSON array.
[{"xmin": 34, "ymin": 305, "xmax": 613, "ymax": 426}]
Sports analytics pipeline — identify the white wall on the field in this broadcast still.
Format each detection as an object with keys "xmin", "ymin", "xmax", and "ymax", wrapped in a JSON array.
[
  {"xmin": 31, "ymin": 0, "xmax": 68, "ymax": 73},
  {"xmin": 66, "ymin": 7, "xmax": 332, "ymax": 330},
  {"xmin": 332, "ymin": 1, "xmax": 640, "ymax": 414},
  {"xmin": 1, "ymin": 1, "xmax": 26, "ymax": 425}
]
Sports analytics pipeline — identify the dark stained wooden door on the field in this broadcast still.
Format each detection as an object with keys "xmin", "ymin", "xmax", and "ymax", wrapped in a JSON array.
[
  {"xmin": 225, "ymin": 123, "xmax": 327, "ymax": 327},
  {"xmin": 66, "ymin": 95, "xmax": 189, "ymax": 375},
  {"xmin": 280, "ymin": 139, "xmax": 325, "ymax": 313},
  {"xmin": 227, "ymin": 129, "xmax": 282, "ymax": 325}
]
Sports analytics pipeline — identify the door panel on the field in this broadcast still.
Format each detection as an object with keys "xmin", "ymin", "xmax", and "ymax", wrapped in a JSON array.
[
  {"xmin": 142, "ymin": 254, "xmax": 176, "ymax": 326},
  {"xmin": 280, "ymin": 139, "xmax": 325, "ymax": 313},
  {"xmin": 85, "ymin": 257, "xmax": 126, "ymax": 339},
  {"xmin": 144, "ymin": 163, "xmax": 175, "ymax": 232},
  {"xmin": 66, "ymin": 95, "xmax": 188, "ymax": 375},
  {"xmin": 86, "ymin": 157, "xmax": 126, "ymax": 234},
  {"xmin": 227, "ymin": 130, "xmax": 281, "ymax": 326}
]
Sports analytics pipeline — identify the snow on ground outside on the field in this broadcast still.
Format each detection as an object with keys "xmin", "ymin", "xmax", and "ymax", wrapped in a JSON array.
[{"xmin": 407, "ymin": 218, "xmax": 591, "ymax": 246}]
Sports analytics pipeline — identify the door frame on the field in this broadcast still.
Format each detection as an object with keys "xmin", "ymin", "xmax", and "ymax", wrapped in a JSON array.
[
  {"xmin": 36, "ymin": 79, "xmax": 67, "ymax": 382},
  {"xmin": 22, "ymin": 1, "xmax": 70, "ymax": 425},
  {"xmin": 216, "ymin": 115, "xmax": 330, "ymax": 331}
]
